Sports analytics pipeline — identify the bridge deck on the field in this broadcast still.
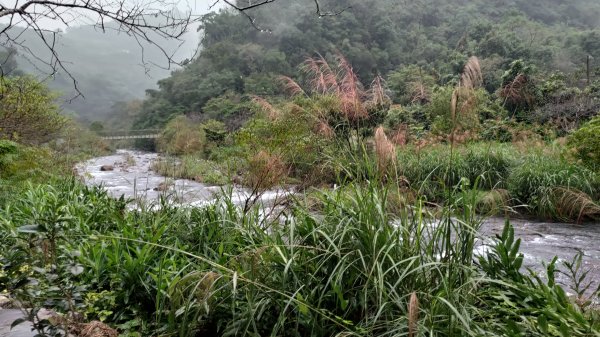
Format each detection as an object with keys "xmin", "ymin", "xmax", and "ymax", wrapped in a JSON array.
[
  {"xmin": 101, "ymin": 134, "xmax": 160, "ymax": 140},
  {"xmin": 99, "ymin": 129, "xmax": 161, "ymax": 140}
]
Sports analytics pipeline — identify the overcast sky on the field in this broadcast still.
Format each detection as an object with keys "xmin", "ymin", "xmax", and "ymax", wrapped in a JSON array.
[{"xmin": 0, "ymin": 0, "xmax": 226, "ymax": 31}]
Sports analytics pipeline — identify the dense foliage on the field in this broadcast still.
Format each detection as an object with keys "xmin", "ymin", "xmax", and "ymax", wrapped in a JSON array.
[
  {"xmin": 568, "ymin": 115, "xmax": 600, "ymax": 170},
  {"xmin": 132, "ymin": 0, "xmax": 600, "ymax": 131},
  {"xmin": 1, "ymin": 181, "xmax": 599, "ymax": 336},
  {"xmin": 0, "ymin": 76, "xmax": 67, "ymax": 145},
  {"xmin": 2, "ymin": 1, "xmax": 600, "ymax": 336}
]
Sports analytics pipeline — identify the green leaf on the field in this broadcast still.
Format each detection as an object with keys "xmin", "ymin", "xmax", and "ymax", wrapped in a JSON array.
[
  {"xmin": 69, "ymin": 264, "xmax": 84, "ymax": 276},
  {"xmin": 11, "ymin": 318, "xmax": 26, "ymax": 329},
  {"xmin": 538, "ymin": 314, "xmax": 548, "ymax": 334},
  {"xmin": 559, "ymin": 321, "xmax": 569, "ymax": 337},
  {"xmin": 296, "ymin": 293, "xmax": 309, "ymax": 315}
]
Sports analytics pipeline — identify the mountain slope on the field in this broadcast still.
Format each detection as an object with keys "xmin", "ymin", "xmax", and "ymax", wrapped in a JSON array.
[{"xmin": 127, "ymin": 0, "xmax": 600, "ymax": 129}]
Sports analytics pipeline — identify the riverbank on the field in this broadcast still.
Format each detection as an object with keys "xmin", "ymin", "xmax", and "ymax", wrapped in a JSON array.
[
  {"xmin": 1, "ymin": 175, "xmax": 599, "ymax": 336},
  {"xmin": 79, "ymin": 150, "xmax": 600, "ymax": 292},
  {"xmin": 149, "ymin": 138, "xmax": 600, "ymax": 223}
]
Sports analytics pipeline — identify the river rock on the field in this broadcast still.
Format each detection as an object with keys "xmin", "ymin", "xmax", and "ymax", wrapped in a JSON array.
[
  {"xmin": 154, "ymin": 182, "xmax": 171, "ymax": 192},
  {"xmin": 232, "ymin": 175, "xmax": 243, "ymax": 185},
  {"xmin": 100, "ymin": 165, "xmax": 114, "ymax": 172},
  {"xmin": 0, "ymin": 295, "xmax": 10, "ymax": 308}
]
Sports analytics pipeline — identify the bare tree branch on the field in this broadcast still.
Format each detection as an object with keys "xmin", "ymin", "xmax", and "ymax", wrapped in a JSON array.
[
  {"xmin": 0, "ymin": 0, "xmax": 200, "ymax": 98},
  {"xmin": 0, "ymin": 0, "xmax": 347, "ymax": 98},
  {"xmin": 218, "ymin": 0, "xmax": 351, "ymax": 31}
]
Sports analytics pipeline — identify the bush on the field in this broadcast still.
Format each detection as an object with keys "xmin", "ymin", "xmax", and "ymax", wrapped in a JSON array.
[
  {"xmin": 480, "ymin": 119, "xmax": 514, "ymax": 142},
  {"xmin": 0, "ymin": 76, "xmax": 67, "ymax": 145},
  {"xmin": 568, "ymin": 115, "xmax": 600, "ymax": 170},
  {"xmin": 384, "ymin": 104, "xmax": 429, "ymax": 138},
  {"xmin": 201, "ymin": 119, "xmax": 227, "ymax": 143},
  {"xmin": 398, "ymin": 144, "xmax": 515, "ymax": 196},
  {"xmin": 236, "ymin": 103, "xmax": 329, "ymax": 183},
  {"xmin": 158, "ymin": 115, "xmax": 206, "ymax": 155},
  {"xmin": 0, "ymin": 140, "xmax": 18, "ymax": 170},
  {"xmin": 427, "ymin": 86, "xmax": 490, "ymax": 136},
  {"xmin": 398, "ymin": 146, "xmax": 469, "ymax": 198},
  {"xmin": 245, "ymin": 150, "xmax": 287, "ymax": 189},
  {"xmin": 464, "ymin": 146, "xmax": 515, "ymax": 189},
  {"xmin": 202, "ymin": 92, "xmax": 254, "ymax": 130}
]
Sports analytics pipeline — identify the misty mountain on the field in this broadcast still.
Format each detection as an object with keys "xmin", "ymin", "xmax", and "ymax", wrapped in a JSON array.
[{"xmin": 4, "ymin": 18, "xmax": 199, "ymax": 124}]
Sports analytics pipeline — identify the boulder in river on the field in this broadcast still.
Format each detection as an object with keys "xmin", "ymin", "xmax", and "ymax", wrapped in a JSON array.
[
  {"xmin": 154, "ymin": 182, "xmax": 171, "ymax": 192},
  {"xmin": 0, "ymin": 295, "xmax": 11, "ymax": 307},
  {"xmin": 100, "ymin": 165, "xmax": 114, "ymax": 172}
]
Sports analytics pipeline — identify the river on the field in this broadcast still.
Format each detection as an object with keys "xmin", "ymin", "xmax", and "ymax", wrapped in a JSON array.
[{"xmin": 77, "ymin": 150, "xmax": 600, "ymax": 296}]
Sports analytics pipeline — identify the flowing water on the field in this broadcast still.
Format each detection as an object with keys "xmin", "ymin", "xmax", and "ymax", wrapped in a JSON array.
[
  {"xmin": 75, "ymin": 149, "xmax": 292, "ymax": 208},
  {"xmin": 77, "ymin": 150, "xmax": 600, "ymax": 295},
  {"xmin": 478, "ymin": 218, "xmax": 600, "ymax": 293}
]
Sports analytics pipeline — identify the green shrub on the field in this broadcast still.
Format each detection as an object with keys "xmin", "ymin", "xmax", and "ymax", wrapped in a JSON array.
[
  {"xmin": 386, "ymin": 65, "xmax": 436, "ymax": 105},
  {"xmin": 236, "ymin": 105, "xmax": 328, "ymax": 183},
  {"xmin": 0, "ymin": 76, "xmax": 67, "ymax": 145},
  {"xmin": 201, "ymin": 119, "xmax": 227, "ymax": 143},
  {"xmin": 398, "ymin": 146, "xmax": 469, "ymax": 198},
  {"xmin": 428, "ymin": 86, "xmax": 491, "ymax": 135},
  {"xmin": 568, "ymin": 115, "xmax": 600, "ymax": 171},
  {"xmin": 480, "ymin": 119, "xmax": 514, "ymax": 142},
  {"xmin": 384, "ymin": 104, "xmax": 429, "ymax": 137},
  {"xmin": 158, "ymin": 115, "xmax": 206, "ymax": 155},
  {"xmin": 0, "ymin": 140, "xmax": 18, "ymax": 171},
  {"xmin": 398, "ymin": 145, "xmax": 515, "ymax": 196}
]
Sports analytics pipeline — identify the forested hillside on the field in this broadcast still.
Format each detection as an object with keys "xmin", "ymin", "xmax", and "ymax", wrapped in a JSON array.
[{"xmin": 132, "ymin": 0, "xmax": 600, "ymax": 129}]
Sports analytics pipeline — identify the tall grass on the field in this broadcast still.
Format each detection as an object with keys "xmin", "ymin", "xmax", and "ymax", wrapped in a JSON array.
[
  {"xmin": 2, "ymin": 179, "xmax": 599, "ymax": 336},
  {"xmin": 152, "ymin": 155, "xmax": 230, "ymax": 186},
  {"xmin": 507, "ymin": 155, "xmax": 600, "ymax": 221},
  {"xmin": 393, "ymin": 143, "xmax": 600, "ymax": 221}
]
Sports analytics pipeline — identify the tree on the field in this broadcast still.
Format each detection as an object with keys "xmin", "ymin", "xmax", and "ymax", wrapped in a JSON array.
[{"xmin": 0, "ymin": 76, "xmax": 67, "ymax": 144}]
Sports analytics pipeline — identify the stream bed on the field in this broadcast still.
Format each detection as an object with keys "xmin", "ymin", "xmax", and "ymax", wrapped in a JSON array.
[{"xmin": 77, "ymin": 150, "xmax": 600, "ymax": 296}]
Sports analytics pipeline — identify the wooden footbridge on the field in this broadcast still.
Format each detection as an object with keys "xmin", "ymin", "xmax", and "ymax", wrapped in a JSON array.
[{"xmin": 99, "ymin": 129, "xmax": 161, "ymax": 140}]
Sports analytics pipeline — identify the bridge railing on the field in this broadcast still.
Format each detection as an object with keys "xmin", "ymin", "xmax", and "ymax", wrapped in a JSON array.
[{"xmin": 99, "ymin": 129, "xmax": 162, "ymax": 140}]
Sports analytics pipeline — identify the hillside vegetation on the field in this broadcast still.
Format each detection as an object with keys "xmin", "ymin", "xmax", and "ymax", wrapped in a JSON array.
[{"xmin": 132, "ymin": 0, "xmax": 600, "ymax": 129}]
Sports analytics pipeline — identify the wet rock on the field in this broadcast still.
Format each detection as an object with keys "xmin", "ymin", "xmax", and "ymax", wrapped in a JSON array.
[
  {"xmin": 154, "ymin": 182, "xmax": 171, "ymax": 192},
  {"xmin": 0, "ymin": 309, "xmax": 33, "ymax": 337},
  {"xmin": 0, "ymin": 295, "xmax": 10, "ymax": 308},
  {"xmin": 232, "ymin": 176, "xmax": 243, "ymax": 185},
  {"xmin": 100, "ymin": 165, "xmax": 114, "ymax": 172},
  {"xmin": 79, "ymin": 321, "xmax": 118, "ymax": 337}
]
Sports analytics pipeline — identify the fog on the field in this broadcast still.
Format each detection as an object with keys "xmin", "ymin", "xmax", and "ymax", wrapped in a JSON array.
[{"xmin": 0, "ymin": 0, "xmax": 227, "ymax": 122}]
